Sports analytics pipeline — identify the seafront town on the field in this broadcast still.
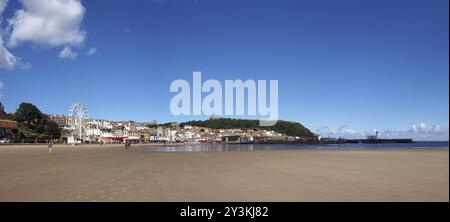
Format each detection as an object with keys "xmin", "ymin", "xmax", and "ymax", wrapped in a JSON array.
[
  {"xmin": 47, "ymin": 115, "xmax": 318, "ymax": 144},
  {"xmin": 0, "ymin": 102, "xmax": 319, "ymax": 145}
]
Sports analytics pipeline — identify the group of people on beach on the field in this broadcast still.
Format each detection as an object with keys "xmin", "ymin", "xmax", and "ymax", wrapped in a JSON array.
[{"xmin": 47, "ymin": 140, "xmax": 132, "ymax": 155}]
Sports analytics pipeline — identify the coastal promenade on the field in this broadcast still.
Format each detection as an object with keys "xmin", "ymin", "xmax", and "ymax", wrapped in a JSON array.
[{"xmin": 0, "ymin": 144, "xmax": 448, "ymax": 201}]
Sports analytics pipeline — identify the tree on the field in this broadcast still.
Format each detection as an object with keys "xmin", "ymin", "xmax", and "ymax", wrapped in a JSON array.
[
  {"xmin": 45, "ymin": 121, "xmax": 61, "ymax": 139},
  {"xmin": 12, "ymin": 103, "xmax": 47, "ymax": 129},
  {"xmin": 0, "ymin": 102, "xmax": 6, "ymax": 119},
  {"xmin": 11, "ymin": 102, "xmax": 62, "ymax": 139}
]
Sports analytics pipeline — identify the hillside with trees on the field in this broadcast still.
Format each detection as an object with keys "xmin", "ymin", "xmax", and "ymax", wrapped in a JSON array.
[
  {"xmin": 5, "ymin": 103, "xmax": 61, "ymax": 140},
  {"xmin": 180, "ymin": 118, "xmax": 315, "ymax": 137}
]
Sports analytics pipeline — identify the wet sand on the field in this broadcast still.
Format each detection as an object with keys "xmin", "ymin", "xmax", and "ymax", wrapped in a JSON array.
[{"xmin": 0, "ymin": 144, "xmax": 448, "ymax": 201}]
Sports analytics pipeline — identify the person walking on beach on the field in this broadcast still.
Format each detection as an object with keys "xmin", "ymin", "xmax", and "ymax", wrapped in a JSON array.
[
  {"xmin": 124, "ymin": 141, "xmax": 128, "ymax": 150},
  {"xmin": 48, "ymin": 140, "xmax": 54, "ymax": 155}
]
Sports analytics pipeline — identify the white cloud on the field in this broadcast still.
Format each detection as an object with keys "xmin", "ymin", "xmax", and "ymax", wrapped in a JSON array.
[
  {"xmin": 7, "ymin": 0, "xmax": 86, "ymax": 48},
  {"xmin": 0, "ymin": 37, "xmax": 18, "ymax": 69},
  {"xmin": 419, "ymin": 122, "xmax": 427, "ymax": 130},
  {"xmin": 1, "ymin": 0, "xmax": 87, "ymax": 70},
  {"xmin": 86, "ymin": 47, "xmax": 96, "ymax": 56},
  {"xmin": 0, "ymin": 0, "xmax": 7, "ymax": 14},
  {"xmin": 59, "ymin": 46, "xmax": 77, "ymax": 60},
  {"xmin": 316, "ymin": 125, "xmax": 365, "ymax": 139},
  {"xmin": 316, "ymin": 123, "xmax": 449, "ymax": 141},
  {"xmin": 0, "ymin": 0, "xmax": 19, "ymax": 70}
]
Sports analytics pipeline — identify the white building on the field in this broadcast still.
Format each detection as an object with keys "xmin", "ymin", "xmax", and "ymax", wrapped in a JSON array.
[{"xmin": 86, "ymin": 127, "xmax": 102, "ymax": 137}]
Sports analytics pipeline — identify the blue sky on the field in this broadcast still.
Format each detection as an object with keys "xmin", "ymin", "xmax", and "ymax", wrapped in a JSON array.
[{"xmin": 0, "ymin": 0, "xmax": 449, "ymax": 140}]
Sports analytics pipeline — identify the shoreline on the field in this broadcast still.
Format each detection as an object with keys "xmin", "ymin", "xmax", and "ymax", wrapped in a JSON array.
[
  {"xmin": 0, "ymin": 142, "xmax": 448, "ymax": 151},
  {"xmin": 0, "ymin": 144, "xmax": 448, "ymax": 201}
]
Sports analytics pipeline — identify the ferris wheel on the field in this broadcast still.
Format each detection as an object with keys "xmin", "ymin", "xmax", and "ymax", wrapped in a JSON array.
[{"xmin": 68, "ymin": 102, "xmax": 89, "ymax": 141}]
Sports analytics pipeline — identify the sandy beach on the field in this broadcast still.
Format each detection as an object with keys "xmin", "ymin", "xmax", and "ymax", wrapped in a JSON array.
[{"xmin": 0, "ymin": 144, "xmax": 448, "ymax": 202}]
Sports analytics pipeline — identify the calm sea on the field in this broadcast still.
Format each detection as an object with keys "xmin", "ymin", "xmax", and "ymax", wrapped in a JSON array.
[{"xmin": 146, "ymin": 141, "xmax": 449, "ymax": 152}]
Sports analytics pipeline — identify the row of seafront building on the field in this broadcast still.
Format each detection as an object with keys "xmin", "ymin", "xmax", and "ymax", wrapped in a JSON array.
[{"xmin": 48, "ymin": 115, "xmax": 319, "ymax": 144}]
